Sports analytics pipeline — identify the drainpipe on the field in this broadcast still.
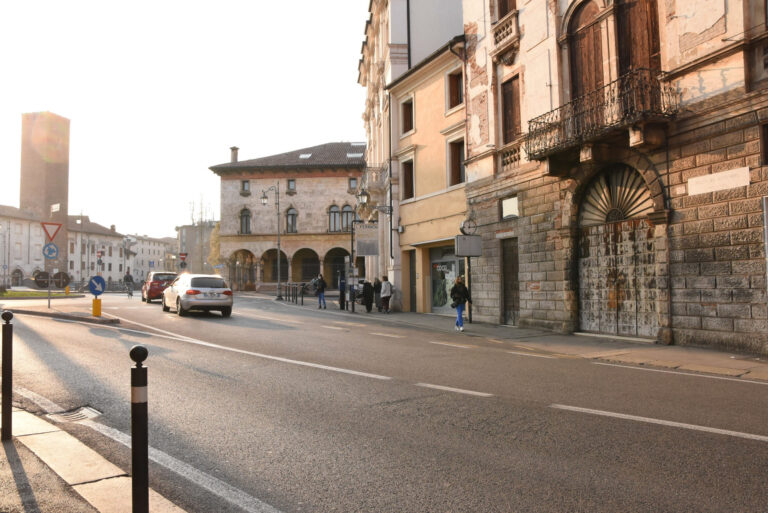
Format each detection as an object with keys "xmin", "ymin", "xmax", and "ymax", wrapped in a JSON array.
[
  {"xmin": 763, "ymin": 196, "xmax": 768, "ymax": 300},
  {"xmin": 388, "ymin": 91, "xmax": 394, "ymax": 261},
  {"xmin": 406, "ymin": 0, "xmax": 412, "ymax": 69}
]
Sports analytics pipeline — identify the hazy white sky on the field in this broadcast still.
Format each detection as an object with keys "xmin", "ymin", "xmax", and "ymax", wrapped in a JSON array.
[{"xmin": 0, "ymin": 1, "xmax": 369, "ymax": 238}]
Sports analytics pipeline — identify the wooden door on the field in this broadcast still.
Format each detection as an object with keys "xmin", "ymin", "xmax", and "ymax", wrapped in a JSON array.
[
  {"xmin": 617, "ymin": 0, "xmax": 660, "ymax": 75},
  {"xmin": 569, "ymin": 1, "xmax": 603, "ymax": 100},
  {"xmin": 502, "ymin": 238, "xmax": 519, "ymax": 325}
]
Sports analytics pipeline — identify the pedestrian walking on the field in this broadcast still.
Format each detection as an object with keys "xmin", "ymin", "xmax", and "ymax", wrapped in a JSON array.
[
  {"xmin": 449, "ymin": 276, "xmax": 472, "ymax": 332},
  {"xmin": 316, "ymin": 274, "xmax": 327, "ymax": 309},
  {"xmin": 362, "ymin": 281, "xmax": 374, "ymax": 313},
  {"xmin": 373, "ymin": 278, "xmax": 382, "ymax": 312},
  {"xmin": 380, "ymin": 275, "xmax": 392, "ymax": 313}
]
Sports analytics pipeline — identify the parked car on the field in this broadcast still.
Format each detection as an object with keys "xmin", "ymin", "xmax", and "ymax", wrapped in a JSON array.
[
  {"xmin": 141, "ymin": 272, "xmax": 177, "ymax": 303},
  {"xmin": 162, "ymin": 274, "xmax": 233, "ymax": 317}
]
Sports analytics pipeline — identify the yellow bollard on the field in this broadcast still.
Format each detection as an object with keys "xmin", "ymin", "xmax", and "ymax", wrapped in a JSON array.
[
  {"xmin": 92, "ymin": 298, "xmax": 102, "ymax": 317},
  {"xmin": 65, "ymin": 286, "xmax": 70, "ymax": 295}
]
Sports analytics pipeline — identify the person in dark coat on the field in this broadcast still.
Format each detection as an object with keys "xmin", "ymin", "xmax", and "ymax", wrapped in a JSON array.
[
  {"xmin": 316, "ymin": 274, "xmax": 327, "ymax": 309},
  {"xmin": 449, "ymin": 276, "xmax": 472, "ymax": 332},
  {"xmin": 362, "ymin": 281, "xmax": 374, "ymax": 313},
  {"xmin": 373, "ymin": 278, "xmax": 382, "ymax": 312}
]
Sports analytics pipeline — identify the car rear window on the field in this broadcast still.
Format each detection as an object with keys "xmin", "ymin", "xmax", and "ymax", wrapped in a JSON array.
[
  {"xmin": 190, "ymin": 277, "xmax": 228, "ymax": 288},
  {"xmin": 153, "ymin": 274, "xmax": 176, "ymax": 281}
]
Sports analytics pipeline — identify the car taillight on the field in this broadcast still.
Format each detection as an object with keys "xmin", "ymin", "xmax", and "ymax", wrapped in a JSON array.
[
  {"xmin": 222, "ymin": 290, "xmax": 233, "ymax": 296},
  {"xmin": 185, "ymin": 289, "xmax": 201, "ymax": 295}
]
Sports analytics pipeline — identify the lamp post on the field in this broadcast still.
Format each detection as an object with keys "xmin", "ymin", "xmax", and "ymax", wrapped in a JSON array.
[
  {"xmin": 261, "ymin": 182, "xmax": 283, "ymax": 301},
  {"xmin": 356, "ymin": 189, "xmax": 392, "ymax": 215}
]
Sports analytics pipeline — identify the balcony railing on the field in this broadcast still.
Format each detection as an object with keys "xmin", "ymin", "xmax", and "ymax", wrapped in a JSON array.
[
  {"xmin": 493, "ymin": 10, "xmax": 519, "ymax": 49},
  {"xmin": 498, "ymin": 140, "xmax": 523, "ymax": 174},
  {"xmin": 525, "ymin": 69, "xmax": 679, "ymax": 160}
]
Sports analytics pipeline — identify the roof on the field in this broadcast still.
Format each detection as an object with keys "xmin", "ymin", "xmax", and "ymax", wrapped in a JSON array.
[
  {"xmin": 0, "ymin": 205, "xmax": 41, "ymax": 222},
  {"xmin": 209, "ymin": 142, "xmax": 367, "ymax": 175},
  {"xmin": 386, "ymin": 35, "xmax": 465, "ymax": 91},
  {"xmin": 67, "ymin": 215, "xmax": 124, "ymax": 237}
]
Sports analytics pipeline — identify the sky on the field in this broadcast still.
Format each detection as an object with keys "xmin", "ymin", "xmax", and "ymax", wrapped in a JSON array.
[{"xmin": 0, "ymin": 1, "xmax": 369, "ymax": 239}]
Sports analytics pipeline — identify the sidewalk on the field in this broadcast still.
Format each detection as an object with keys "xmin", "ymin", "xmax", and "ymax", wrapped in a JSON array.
[{"xmin": 2, "ymin": 293, "xmax": 767, "ymax": 511}]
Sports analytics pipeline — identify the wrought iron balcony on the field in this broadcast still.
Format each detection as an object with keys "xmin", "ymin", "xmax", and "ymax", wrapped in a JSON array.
[{"xmin": 525, "ymin": 69, "xmax": 679, "ymax": 160}]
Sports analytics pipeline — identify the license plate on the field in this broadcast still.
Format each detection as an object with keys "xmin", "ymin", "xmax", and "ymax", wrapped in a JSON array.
[{"xmin": 206, "ymin": 292, "xmax": 219, "ymax": 298}]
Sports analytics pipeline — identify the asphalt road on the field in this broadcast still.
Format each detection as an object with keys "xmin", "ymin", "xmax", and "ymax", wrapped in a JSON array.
[{"xmin": 5, "ymin": 295, "xmax": 768, "ymax": 512}]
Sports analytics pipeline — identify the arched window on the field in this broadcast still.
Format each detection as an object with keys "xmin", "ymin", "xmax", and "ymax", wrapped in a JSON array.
[
  {"xmin": 286, "ymin": 208, "xmax": 298, "ymax": 233},
  {"xmin": 239, "ymin": 209, "xmax": 251, "ymax": 234},
  {"xmin": 341, "ymin": 205, "xmax": 355, "ymax": 232},
  {"xmin": 568, "ymin": 1, "xmax": 602, "ymax": 100},
  {"xmin": 328, "ymin": 205, "xmax": 341, "ymax": 232}
]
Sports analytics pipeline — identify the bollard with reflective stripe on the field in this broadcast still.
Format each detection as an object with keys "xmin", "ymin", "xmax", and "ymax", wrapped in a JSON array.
[
  {"xmin": 130, "ymin": 345, "xmax": 149, "ymax": 513},
  {"xmin": 1, "ymin": 311, "xmax": 13, "ymax": 441}
]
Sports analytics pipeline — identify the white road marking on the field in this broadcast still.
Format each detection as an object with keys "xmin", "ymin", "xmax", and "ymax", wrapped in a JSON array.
[
  {"xmin": 370, "ymin": 332, "xmax": 405, "ymax": 338},
  {"xmin": 333, "ymin": 321, "xmax": 366, "ymax": 327},
  {"xmin": 236, "ymin": 312, "xmax": 303, "ymax": 324},
  {"xmin": 101, "ymin": 313, "xmax": 203, "ymax": 342},
  {"xmin": 416, "ymin": 383, "xmax": 493, "ymax": 397},
  {"xmin": 506, "ymin": 350, "xmax": 555, "ymax": 359},
  {"xmin": 593, "ymin": 362, "xmax": 768, "ymax": 386},
  {"xmin": 429, "ymin": 341, "xmax": 476, "ymax": 349},
  {"xmin": 321, "ymin": 325, "xmax": 345, "ymax": 330},
  {"xmin": 550, "ymin": 404, "xmax": 768, "ymax": 443},
  {"xmin": 15, "ymin": 388, "xmax": 281, "ymax": 513}
]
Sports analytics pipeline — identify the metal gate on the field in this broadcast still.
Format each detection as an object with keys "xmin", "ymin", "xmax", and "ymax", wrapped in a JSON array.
[
  {"xmin": 578, "ymin": 219, "xmax": 657, "ymax": 337},
  {"xmin": 502, "ymin": 238, "xmax": 519, "ymax": 325}
]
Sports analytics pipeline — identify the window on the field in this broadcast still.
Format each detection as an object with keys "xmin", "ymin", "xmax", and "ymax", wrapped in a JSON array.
[
  {"xmin": 287, "ymin": 179, "xmax": 296, "ymax": 191},
  {"xmin": 501, "ymin": 196, "xmax": 519, "ymax": 219},
  {"xmin": 82, "ymin": 243, "xmax": 86, "ymax": 253},
  {"xmin": 762, "ymin": 124, "xmax": 768, "ymax": 165},
  {"xmin": 108, "ymin": 247, "xmax": 113, "ymax": 257},
  {"xmin": 70, "ymin": 261, "xmax": 74, "ymax": 270},
  {"xmin": 81, "ymin": 261, "xmax": 85, "ymax": 270},
  {"xmin": 241, "ymin": 180, "xmax": 250, "ymax": 192},
  {"xmin": 108, "ymin": 263, "xmax": 112, "ymax": 271},
  {"xmin": 240, "ymin": 208, "xmax": 251, "ymax": 234},
  {"xmin": 119, "ymin": 264, "xmax": 123, "ymax": 272},
  {"xmin": 402, "ymin": 160, "xmax": 414, "ymax": 200},
  {"xmin": 91, "ymin": 245, "xmax": 95, "ymax": 254},
  {"xmin": 448, "ymin": 69, "xmax": 463, "ymax": 109},
  {"xmin": 286, "ymin": 208, "xmax": 298, "ymax": 233},
  {"xmin": 449, "ymin": 139, "xmax": 465, "ymax": 186},
  {"xmin": 329, "ymin": 205, "xmax": 341, "ymax": 232},
  {"xmin": 502, "ymin": 76, "xmax": 521, "ymax": 144},
  {"xmin": 499, "ymin": 0, "xmax": 516, "ymax": 18},
  {"xmin": 70, "ymin": 242, "xmax": 75, "ymax": 253},
  {"xmin": 119, "ymin": 247, "xmax": 123, "ymax": 258},
  {"xmin": 341, "ymin": 205, "xmax": 355, "ymax": 232},
  {"xmin": 90, "ymin": 262, "xmax": 95, "ymax": 271},
  {"xmin": 402, "ymin": 98, "xmax": 414, "ymax": 133},
  {"xmin": 349, "ymin": 177, "xmax": 358, "ymax": 191}
]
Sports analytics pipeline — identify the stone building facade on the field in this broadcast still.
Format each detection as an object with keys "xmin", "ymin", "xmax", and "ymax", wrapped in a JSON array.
[
  {"xmin": 210, "ymin": 143, "xmax": 365, "ymax": 291},
  {"xmin": 459, "ymin": 0, "xmax": 768, "ymax": 355}
]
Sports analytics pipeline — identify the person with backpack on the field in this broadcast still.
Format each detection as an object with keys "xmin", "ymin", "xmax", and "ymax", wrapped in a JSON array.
[
  {"xmin": 450, "ymin": 276, "xmax": 472, "ymax": 332},
  {"xmin": 316, "ymin": 274, "xmax": 327, "ymax": 309}
]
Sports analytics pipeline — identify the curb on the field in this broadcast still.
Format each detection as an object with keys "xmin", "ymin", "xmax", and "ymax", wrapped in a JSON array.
[
  {"xmin": 0, "ymin": 294, "xmax": 87, "ymax": 300},
  {"xmin": 6, "ymin": 309, "xmax": 120, "ymax": 325}
]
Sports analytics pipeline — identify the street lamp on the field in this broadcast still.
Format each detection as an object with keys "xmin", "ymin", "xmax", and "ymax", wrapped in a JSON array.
[
  {"xmin": 356, "ymin": 189, "xmax": 392, "ymax": 214},
  {"xmin": 261, "ymin": 182, "xmax": 283, "ymax": 300}
]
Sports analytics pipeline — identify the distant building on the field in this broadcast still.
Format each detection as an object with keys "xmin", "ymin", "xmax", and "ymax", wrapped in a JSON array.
[
  {"xmin": 67, "ymin": 216, "xmax": 126, "ymax": 286},
  {"xmin": 20, "ymin": 112, "xmax": 70, "ymax": 274},
  {"xmin": 175, "ymin": 222, "xmax": 216, "ymax": 275},
  {"xmin": 126, "ymin": 234, "xmax": 179, "ymax": 279},
  {"xmin": 0, "ymin": 206, "xmax": 47, "ymax": 287},
  {"xmin": 209, "ymin": 143, "xmax": 365, "ymax": 290}
]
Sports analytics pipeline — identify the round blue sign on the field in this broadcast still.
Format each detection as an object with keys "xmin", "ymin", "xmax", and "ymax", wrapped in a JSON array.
[
  {"xmin": 43, "ymin": 243, "xmax": 59, "ymax": 260},
  {"xmin": 88, "ymin": 276, "xmax": 106, "ymax": 297}
]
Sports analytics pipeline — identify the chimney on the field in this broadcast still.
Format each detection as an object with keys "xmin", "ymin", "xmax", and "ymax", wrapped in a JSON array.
[
  {"xmin": 110, "ymin": 224, "xmax": 116, "ymax": 232},
  {"xmin": 230, "ymin": 146, "xmax": 239, "ymax": 163}
]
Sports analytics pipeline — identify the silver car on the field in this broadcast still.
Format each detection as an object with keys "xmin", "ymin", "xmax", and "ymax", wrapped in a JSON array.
[{"xmin": 162, "ymin": 274, "xmax": 233, "ymax": 317}]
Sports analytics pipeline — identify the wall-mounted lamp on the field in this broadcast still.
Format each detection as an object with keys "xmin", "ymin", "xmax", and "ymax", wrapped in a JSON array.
[{"xmin": 356, "ymin": 189, "xmax": 392, "ymax": 214}]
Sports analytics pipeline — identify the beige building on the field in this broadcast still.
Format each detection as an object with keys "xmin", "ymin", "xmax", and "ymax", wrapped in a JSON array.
[
  {"xmin": 210, "ymin": 143, "xmax": 365, "ymax": 291},
  {"xmin": 386, "ymin": 39, "xmax": 467, "ymax": 314}
]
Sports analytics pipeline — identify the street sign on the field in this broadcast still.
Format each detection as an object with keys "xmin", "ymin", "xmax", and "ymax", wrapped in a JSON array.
[
  {"xmin": 88, "ymin": 276, "xmax": 106, "ymax": 297},
  {"xmin": 41, "ymin": 222, "xmax": 62, "ymax": 242},
  {"xmin": 213, "ymin": 264, "xmax": 224, "ymax": 269},
  {"xmin": 455, "ymin": 235, "xmax": 482, "ymax": 257},
  {"xmin": 53, "ymin": 272, "xmax": 70, "ymax": 288},
  {"xmin": 149, "ymin": 261, "xmax": 155, "ymax": 268},
  {"xmin": 179, "ymin": 261, "xmax": 187, "ymax": 269},
  {"xmin": 43, "ymin": 243, "xmax": 59, "ymax": 260},
  {"xmin": 34, "ymin": 272, "xmax": 50, "ymax": 288},
  {"xmin": 179, "ymin": 253, "xmax": 188, "ymax": 262}
]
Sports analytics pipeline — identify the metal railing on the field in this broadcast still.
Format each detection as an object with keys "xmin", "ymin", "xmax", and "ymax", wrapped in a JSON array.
[{"xmin": 525, "ymin": 68, "xmax": 679, "ymax": 160}]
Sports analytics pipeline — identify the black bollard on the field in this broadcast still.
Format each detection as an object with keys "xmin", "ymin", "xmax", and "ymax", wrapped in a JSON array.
[
  {"xmin": 1, "ymin": 311, "xmax": 12, "ymax": 441},
  {"xmin": 130, "ymin": 345, "xmax": 149, "ymax": 513}
]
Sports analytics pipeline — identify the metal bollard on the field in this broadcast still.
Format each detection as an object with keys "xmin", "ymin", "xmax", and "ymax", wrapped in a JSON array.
[
  {"xmin": 301, "ymin": 284, "xmax": 304, "ymax": 305},
  {"xmin": 130, "ymin": 345, "xmax": 149, "ymax": 513},
  {"xmin": 1, "ymin": 311, "xmax": 12, "ymax": 441}
]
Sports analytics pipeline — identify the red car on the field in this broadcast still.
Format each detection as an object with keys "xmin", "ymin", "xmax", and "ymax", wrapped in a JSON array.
[{"xmin": 141, "ymin": 272, "xmax": 178, "ymax": 303}]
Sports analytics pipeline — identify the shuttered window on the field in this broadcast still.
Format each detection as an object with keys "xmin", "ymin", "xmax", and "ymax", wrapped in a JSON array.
[
  {"xmin": 402, "ymin": 99, "xmax": 414, "ymax": 133},
  {"xmin": 402, "ymin": 161, "xmax": 414, "ymax": 199},
  {"xmin": 448, "ymin": 70, "xmax": 463, "ymax": 108},
  {"xmin": 449, "ymin": 140, "xmax": 465, "ymax": 186},
  {"xmin": 502, "ymin": 76, "xmax": 521, "ymax": 144},
  {"xmin": 499, "ymin": 0, "xmax": 516, "ymax": 18}
]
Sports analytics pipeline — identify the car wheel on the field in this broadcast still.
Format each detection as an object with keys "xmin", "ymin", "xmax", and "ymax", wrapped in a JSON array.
[
  {"xmin": 176, "ymin": 298, "xmax": 187, "ymax": 316},
  {"xmin": 161, "ymin": 296, "xmax": 170, "ymax": 312},
  {"xmin": 221, "ymin": 307, "xmax": 232, "ymax": 318},
  {"xmin": 145, "ymin": 295, "xmax": 152, "ymax": 304}
]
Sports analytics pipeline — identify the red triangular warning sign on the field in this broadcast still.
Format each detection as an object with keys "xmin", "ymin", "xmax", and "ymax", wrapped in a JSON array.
[{"xmin": 41, "ymin": 222, "xmax": 63, "ymax": 242}]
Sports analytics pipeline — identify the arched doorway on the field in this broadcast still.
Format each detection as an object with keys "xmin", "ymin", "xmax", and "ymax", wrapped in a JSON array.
[
  {"xmin": 262, "ymin": 249, "xmax": 288, "ymax": 283},
  {"xmin": 11, "ymin": 269, "xmax": 23, "ymax": 287},
  {"xmin": 324, "ymin": 248, "xmax": 349, "ymax": 288},
  {"xmin": 577, "ymin": 164, "xmax": 658, "ymax": 338},
  {"xmin": 291, "ymin": 248, "xmax": 320, "ymax": 282},
  {"xmin": 229, "ymin": 250, "xmax": 257, "ymax": 291}
]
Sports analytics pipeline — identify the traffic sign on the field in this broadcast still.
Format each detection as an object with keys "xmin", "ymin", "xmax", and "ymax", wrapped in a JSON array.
[
  {"xmin": 53, "ymin": 272, "xmax": 70, "ymax": 288},
  {"xmin": 88, "ymin": 276, "xmax": 106, "ymax": 297},
  {"xmin": 179, "ymin": 253, "xmax": 188, "ymax": 262},
  {"xmin": 179, "ymin": 261, "xmax": 187, "ymax": 269},
  {"xmin": 43, "ymin": 243, "xmax": 59, "ymax": 260},
  {"xmin": 34, "ymin": 272, "xmax": 50, "ymax": 288},
  {"xmin": 41, "ymin": 222, "xmax": 62, "ymax": 242}
]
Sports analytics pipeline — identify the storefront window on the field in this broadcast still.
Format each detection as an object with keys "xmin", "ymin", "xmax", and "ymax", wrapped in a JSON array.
[{"xmin": 429, "ymin": 246, "xmax": 465, "ymax": 314}]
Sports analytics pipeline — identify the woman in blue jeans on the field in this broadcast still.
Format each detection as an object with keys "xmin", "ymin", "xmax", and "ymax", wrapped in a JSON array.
[{"xmin": 449, "ymin": 276, "xmax": 472, "ymax": 332}]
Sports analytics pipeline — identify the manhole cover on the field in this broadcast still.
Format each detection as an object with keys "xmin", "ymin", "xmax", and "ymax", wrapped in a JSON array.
[{"xmin": 47, "ymin": 406, "xmax": 102, "ymax": 423}]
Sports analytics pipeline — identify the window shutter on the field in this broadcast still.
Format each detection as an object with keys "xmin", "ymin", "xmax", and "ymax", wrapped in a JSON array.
[{"xmin": 502, "ymin": 76, "xmax": 521, "ymax": 144}]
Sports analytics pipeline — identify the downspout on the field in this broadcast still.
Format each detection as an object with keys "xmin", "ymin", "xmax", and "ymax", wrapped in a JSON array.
[
  {"xmin": 406, "ymin": 0, "xmax": 412, "ymax": 69},
  {"xmin": 664, "ymin": 126, "xmax": 674, "ymax": 345},
  {"xmin": 388, "ymin": 91, "xmax": 394, "ymax": 260}
]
